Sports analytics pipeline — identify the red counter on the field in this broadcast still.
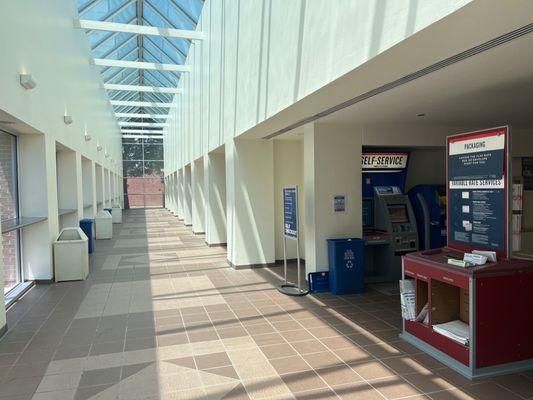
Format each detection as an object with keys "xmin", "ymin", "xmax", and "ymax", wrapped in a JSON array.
[{"xmin": 401, "ymin": 247, "xmax": 533, "ymax": 379}]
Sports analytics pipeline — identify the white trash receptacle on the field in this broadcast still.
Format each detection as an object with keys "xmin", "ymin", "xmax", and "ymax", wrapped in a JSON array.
[
  {"xmin": 54, "ymin": 227, "xmax": 89, "ymax": 282},
  {"xmin": 95, "ymin": 210, "xmax": 113, "ymax": 239},
  {"xmin": 112, "ymin": 204, "xmax": 122, "ymax": 224}
]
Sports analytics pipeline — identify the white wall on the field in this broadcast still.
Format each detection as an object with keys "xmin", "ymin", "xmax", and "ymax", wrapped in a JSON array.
[
  {"xmin": 0, "ymin": 0, "xmax": 123, "ymax": 320},
  {"xmin": 304, "ymin": 123, "xmax": 363, "ymax": 274},
  {"xmin": 164, "ymin": 0, "xmax": 471, "ymax": 173}
]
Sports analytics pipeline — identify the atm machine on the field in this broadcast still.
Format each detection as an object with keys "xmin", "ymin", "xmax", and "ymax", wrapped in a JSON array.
[
  {"xmin": 364, "ymin": 186, "xmax": 419, "ymax": 282},
  {"xmin": 408, "ymin": 184, "xmax": 447, "ymax": 250}
]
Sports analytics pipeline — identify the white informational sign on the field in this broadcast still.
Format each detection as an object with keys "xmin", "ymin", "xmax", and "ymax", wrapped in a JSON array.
[
  {"xmin": 361, "ymin": 153, "xmax": 408, "ymax": 169},
  {"xmin": 333, "ymin": 195, "xmax": 346, "ymax": 213}
]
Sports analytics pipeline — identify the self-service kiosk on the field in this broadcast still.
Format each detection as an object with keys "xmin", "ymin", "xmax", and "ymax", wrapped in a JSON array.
[
  {"xmin": 408, "ymin": 184, "xmax": 447, "ymax": 250},
  {"xmin": 364, "ymin": 186, "xmax": 419, "ymax": 282}
]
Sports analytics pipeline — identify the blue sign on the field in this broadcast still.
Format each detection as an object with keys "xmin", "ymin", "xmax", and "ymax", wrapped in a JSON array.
[
  {"xmin": 283, "ymin": 187, "xmax": 298, "ymax": 239},
  {"xmin": 447, "ymin": 128, "xmax": 508, "ymax": 255}
]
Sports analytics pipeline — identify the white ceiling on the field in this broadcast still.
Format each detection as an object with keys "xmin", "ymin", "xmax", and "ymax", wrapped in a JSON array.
[{"xmin": 318, "ymin": 31, "xmax": 533, "ymax": 129}]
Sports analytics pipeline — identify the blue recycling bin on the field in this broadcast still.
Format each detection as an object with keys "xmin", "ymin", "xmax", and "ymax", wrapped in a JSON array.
[
  {"xmin": 327, "ymin": 238, "xmax": 365, "ymax": 294},
  {"xmin": 79, "ymin": 219, "xmax": 95, "ymax": 254}
]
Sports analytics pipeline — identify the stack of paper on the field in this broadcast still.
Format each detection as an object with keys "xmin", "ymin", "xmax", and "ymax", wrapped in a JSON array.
[
  {"xmin": 399, "ymin": 280, "xmax": 416, "ymax": 321},
  {"xmin": 512, "ymin": 183, "xmax": 523, "ymax": 211},
  {"xmin": 433, "ymin": 320, "xmax": 470, "ymax": 346}
]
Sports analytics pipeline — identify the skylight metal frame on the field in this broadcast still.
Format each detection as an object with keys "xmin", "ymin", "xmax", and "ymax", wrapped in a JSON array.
[{"xmin": 76, "ymin": 0, "xmax": 203, "ymax": 126}]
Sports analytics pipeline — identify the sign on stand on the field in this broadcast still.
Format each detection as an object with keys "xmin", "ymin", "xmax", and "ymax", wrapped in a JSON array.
[
  {"xmin": 279, "ymin": 187, "xmax": 308, "ymax": 296},
  {"xmin": 447, "ymin": 126, "xmax": 510, "ymax": 258}
]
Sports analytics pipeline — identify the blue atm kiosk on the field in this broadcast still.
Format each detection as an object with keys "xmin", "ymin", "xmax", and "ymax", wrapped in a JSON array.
[
  {"xmin": 407, "ymin": 184, "xmax": 447, "ymax": 250},
  {"xmin": 362, "ymin": 151, "xmax": 419, "ymax": 282}
]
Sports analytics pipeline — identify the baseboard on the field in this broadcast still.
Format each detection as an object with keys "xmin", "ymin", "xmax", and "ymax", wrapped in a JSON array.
[
  {"xmin": 206, "ymin": 242, "xmax": 227, "ymax": 248},
  {"xmin": 34, "ymin": 279, "xmax": 54, "ymax": 284},
  {"xmin": 228, "ymin": 261, "xmax": 276, "ymax": 270},
  {"xmin": 0, "ymin": 323, "xmax": 7, "ymax": 339},
  {"xmin": 275, "ymin": 258, "xmax": 306, "ymax": 265}
]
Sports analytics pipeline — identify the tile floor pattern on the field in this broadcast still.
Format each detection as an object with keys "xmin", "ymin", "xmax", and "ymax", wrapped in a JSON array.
[{"xmin": 0, "ymin": 209, "xmax": 532, "ymax": 400}]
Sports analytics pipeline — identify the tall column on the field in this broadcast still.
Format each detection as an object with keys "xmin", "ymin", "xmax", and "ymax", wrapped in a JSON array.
[
  {"xmin": 205, "ymin": 151, "xmax": 227, "ymax": 246},
  {"xmin": 191, "ymin": 158, "xmax": 205, "ymax": 234},
  {"xmin": 18, "ymin": 134, "xmax": 57, "ymax": 280},
  {"xmin": 75, "ymin": 152, "xmax": 83, "ymax": 219},
  {"xmin": 183, "ymin": 164, "xmax": 192, "ymax": 226},
  {"xmin": 303, "ymin": 123, "xmax": 363, "ymax": 275},
  {"xmin": 177, "ymin": 168, "xmax": 184, "ymax": 220},
  {"xmin": 226, "ymin": 139, "xmax": 275, "ymax": 268}
]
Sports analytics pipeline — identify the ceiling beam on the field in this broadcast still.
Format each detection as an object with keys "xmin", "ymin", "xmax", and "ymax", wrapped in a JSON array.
[
  {"xmin": 116, "ymin": 112, "xmax": 170, "ymax": 119},
  {"xmin": 111, "ymin": 100, "xmax": 175, "ymax": 107},
  {"xmin": 76, "ymin": 19, "xmax": 203, "ymax": 40},
  {"xmin": 118, "ymin": 121, "xmax": 168, "ymax": 127},
  {"xmin": 92, "ymin": 58, "xmax": 190, "ymax": 72},
  {"xmin": 104, "ymin": 84, "xmax": 180, "ymax": 94},
  {"xmin": 121, "ymin": 129, "xmax": 164, "ymax": 134},
  {"xmin": 122, "ymin": 134, "xmax": 164, "ymax": 139}
]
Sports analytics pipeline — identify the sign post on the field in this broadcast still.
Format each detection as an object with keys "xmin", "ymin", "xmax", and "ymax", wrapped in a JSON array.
[{"xmin": 278, "ymin": 186, "xmax": 308, "ymax": 296}]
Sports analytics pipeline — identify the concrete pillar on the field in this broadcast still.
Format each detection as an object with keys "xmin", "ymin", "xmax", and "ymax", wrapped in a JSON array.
[
  {"xmin": 56, "ymin": 148, "xmax": 79, "ymax": 229},
  {"xmin": 191, "ymin": 158, "xmax": 205, "ymax": 234},
  {"xmin": 171, "ymin": 172, "xmax": 178, "ymax": 215},
  {"xmin": 205, "ymin": 151, "xmax": 227, "ymax": 246},
  {"xmin": 18, "ymin": 134, "xmax": 57, "ymax": 280},
  {"xmin": 183, "ymin": 164, "xmax": 192, "ymax": 226},
  {"xmin": 226, "ymin": 139, "xmax": 275, "ymax": 268},
  {"xmin": 81, "ymin": 158, "xmax": 95, "ymax": 218},
  {"xmin": 303, "ymin": 123, "xmax": 363, "ymax": 275},
  {"xmin": 95, "ymin": 164, "xmax": 103, "ymax": 211},
  {"xmin": 273, "ymin": 140, "xmax": 304, "ymax": 261},
  {"xmin": 75, "ymin": 153, "xmax": 83, "ymax": 218},
  {"xmin": 177, "ymin": 168, "xmax": 184, "ymax": 219}
]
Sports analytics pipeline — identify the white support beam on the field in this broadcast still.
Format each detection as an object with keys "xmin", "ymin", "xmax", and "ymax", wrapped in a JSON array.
[
  {"xmin": 118, "ymin": 122, "xmax": 169, "ymax": 127},
  {"xmin": 104, "ymin": 84, "xmax": 181, "ymax": 94},
  {"xmin": 111, "ymin": 100, "xmax": 175, "ymax": 108},
  {"xmin": 122, "ymin": 134, "xmax": 164, "ymax": 139},
  {"xmin": 121, "ymin": 129, "xmax": 165, "ymax": 134},
  {"xmin": 76, "ymin": 19, "xmax": 203, "ymax": 40},
  {"xmin": 93, "ymin": 58, "xmax": 190, "ymax": 72},
  {"xmin": 115, "ymin": 113, "xmax": 170, "ymax": 119}
]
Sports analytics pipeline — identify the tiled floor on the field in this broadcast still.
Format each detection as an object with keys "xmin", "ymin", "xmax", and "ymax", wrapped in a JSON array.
[{"xmin": 1, "ymin": 209, "xmax": 532, "ymax": 400}]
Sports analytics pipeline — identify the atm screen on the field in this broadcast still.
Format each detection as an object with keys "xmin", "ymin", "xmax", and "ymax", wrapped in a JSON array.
[
  {"xmin": 362, "ymin": 199, "xmax": 373, "ymax": 228},
  {"xmin": 388, "ymin": 204, "xmax": 409, "ymax": 223}
]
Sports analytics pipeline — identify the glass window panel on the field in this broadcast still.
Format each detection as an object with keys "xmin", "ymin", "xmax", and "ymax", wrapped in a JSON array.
[
  {"xmin": 144, "ymin": 161, "xmax": 164, "ymax": 177},
  {"xmin": 122, "ymin": 138, "xmax": 143, "ymax": 144},
  {"xmin": 144, "ymin": 145, "xmax": 163, "ymax": 161},
  {"xmin": 122, "ymin": 144, "xmax": 143, "ymax": 160},
  {"xmin": 0, "ymin": 132, "xmax": 20, "ymax": 294},
  {"xmin": 143, "ymin": 137, "xmax": 163, "ymax": 145},
  {"xmin": 123, "ymin": 160, "xmax": 144, "ymax": 177}
]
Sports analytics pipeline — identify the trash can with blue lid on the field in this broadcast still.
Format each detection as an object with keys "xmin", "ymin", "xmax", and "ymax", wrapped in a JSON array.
[
  {"xmin": 79, "ymin": 218, "xmax": 95, "ymax": 253},
  {"xmin": 327, "ymin": 238, "xmax": 365, "ymax": 294}
]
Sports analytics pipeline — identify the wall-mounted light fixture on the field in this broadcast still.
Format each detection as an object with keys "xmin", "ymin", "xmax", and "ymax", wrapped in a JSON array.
[
  {"xmin": 64, "ymin": 115, "xmax": 73, "ymax": 125},
  {"xmin": 84, "ymin": 132, "xmax": 92, "ymax": 141},
  {"xmin": 97, "ymin": 143, "xmax": 103, "ymax": 151},
  {"xmin": 19, "ymin": 74, "xmax": 37, "ymax": 90}
]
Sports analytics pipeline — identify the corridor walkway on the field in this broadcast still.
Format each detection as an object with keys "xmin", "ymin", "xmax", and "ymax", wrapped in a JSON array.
[{"xmin": 0, "ymin": 209, "xmax": 531, "ymax": 400}]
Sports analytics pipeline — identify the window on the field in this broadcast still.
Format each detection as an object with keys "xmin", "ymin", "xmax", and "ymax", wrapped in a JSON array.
[
  {"xmin": 122, "ymin": 138, "xmax": 164, "ymax": 208},
  {"xmin": 0, "ymin": 131, "xmax": 21, "ymax": 295}
]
